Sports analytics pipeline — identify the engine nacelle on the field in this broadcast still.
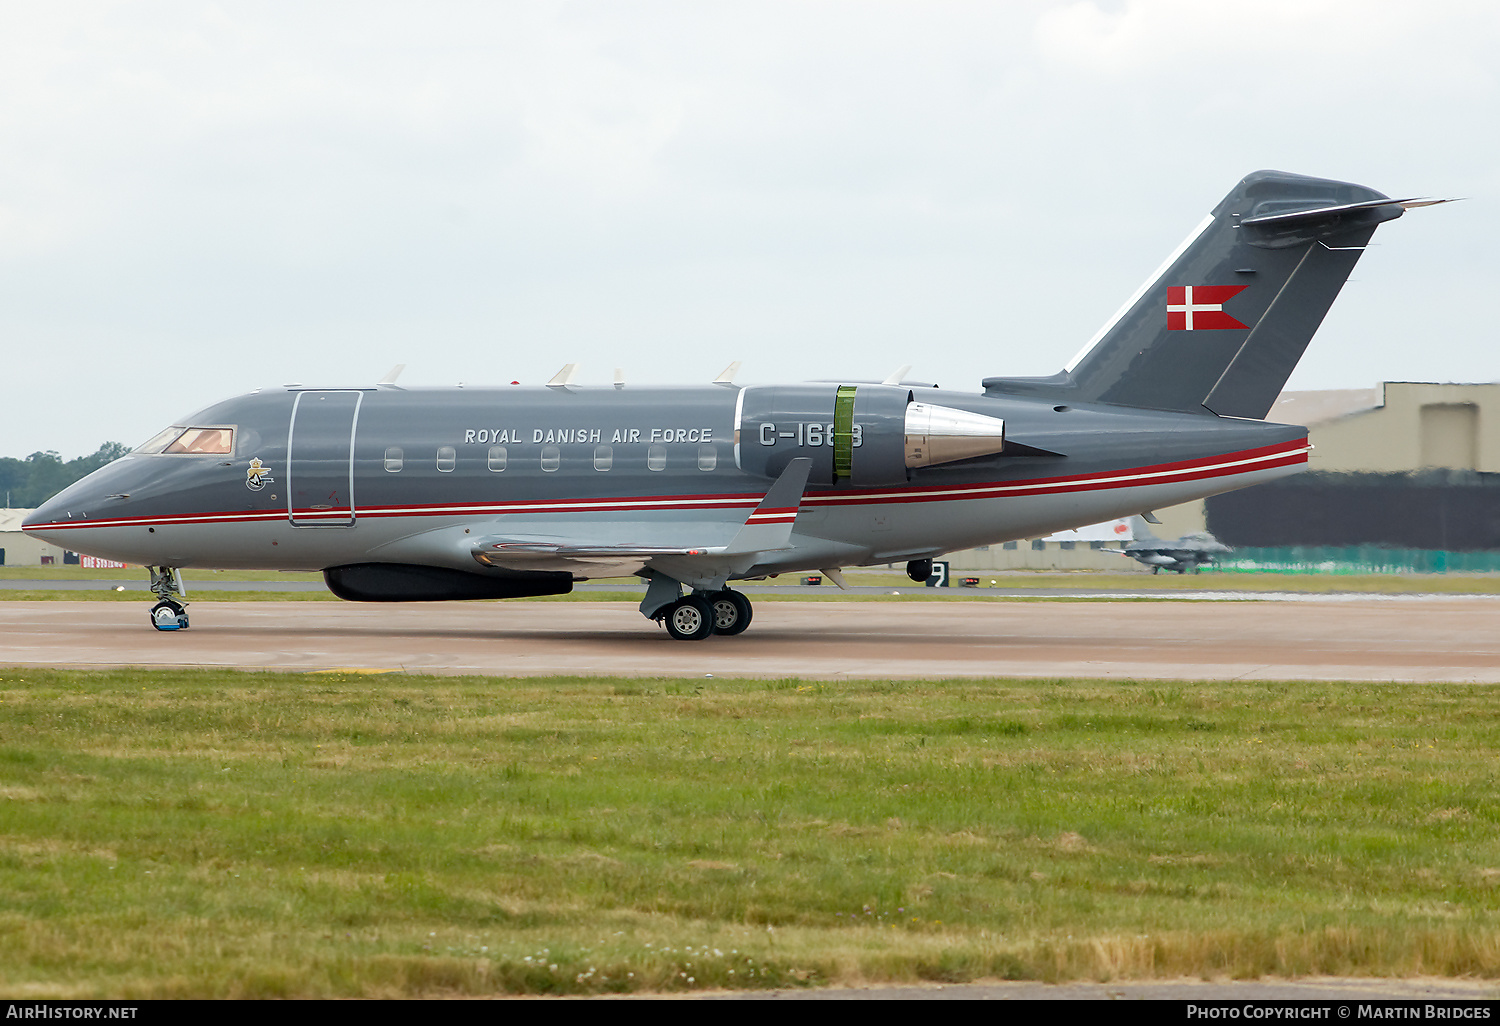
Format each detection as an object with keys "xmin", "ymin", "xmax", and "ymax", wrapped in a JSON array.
[{"xmin": 734, "ymin": 384, "xmax": 1006, "ymax": 486}]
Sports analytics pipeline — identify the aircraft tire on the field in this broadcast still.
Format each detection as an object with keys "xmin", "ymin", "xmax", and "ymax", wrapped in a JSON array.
[
  {"xmin": 149, "ymin": 600, "xmax": 189, "ymax": 631},
  {"xmin": 664, "ymin": 597, "xmax": 715, "ymax": 641},
  {"xmin": 708, "ymin": 590, "xmax": 753, "ymax": 636}
]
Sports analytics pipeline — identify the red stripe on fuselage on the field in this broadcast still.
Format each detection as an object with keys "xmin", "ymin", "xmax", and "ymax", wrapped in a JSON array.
[{"xmin": 22, "ymin": 438, "xmax": 1308, "ymax": 532}]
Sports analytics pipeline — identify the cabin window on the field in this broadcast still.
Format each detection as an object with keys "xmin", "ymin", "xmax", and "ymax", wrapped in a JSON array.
[
  {"xmin": 540, "ymin": 445, "xmax": 561, "ymax": 472},
  {"xmin": 152, "ymin": 426, "xmax": 234, "ymax": 455},
  {"xmin": 647, "ymin": 444, "xmax": 667, "ymax": 471},
  {"xmin": 593, "ymin": 444, "xmax": 613, "ymax": 471},
  {"xmin": 436, "ymin": 446, "xmax": 456, "ymax": 473},
  {"xmin": 384, "ymin": 447, "xmax": 403, "ymax": 472},
  {"xmin": 488, "ymin": 445, "xmax": 507, "ymax": 472},
  {"xmin": 697, "ymin": 444, "xmax": 717, "ymax": 471}
]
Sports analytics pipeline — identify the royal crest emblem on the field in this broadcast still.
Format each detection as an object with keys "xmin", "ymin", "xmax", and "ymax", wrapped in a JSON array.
[{"xmin": 245, "ymin": 458, "xmax": 275, "ymax": 491}]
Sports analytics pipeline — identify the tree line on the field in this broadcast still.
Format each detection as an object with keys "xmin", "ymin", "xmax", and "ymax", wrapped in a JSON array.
[{"xmin": 1, "ymin": 443, "xmax": 130, "ymax": 509}]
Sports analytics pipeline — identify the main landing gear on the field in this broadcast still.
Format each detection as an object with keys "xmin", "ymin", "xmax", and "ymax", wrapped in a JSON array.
[
  {"xmin": 146, "ymin": 566, "xmax": 190, "ymax": 631},
  {"xmin": 660, "ymin": 589, "xmax": 753, "ymax": 641}
]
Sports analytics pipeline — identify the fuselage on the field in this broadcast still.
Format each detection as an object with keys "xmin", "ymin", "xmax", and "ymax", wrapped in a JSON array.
[{"xmin": 24, "ymin": 381, "xmax": 1308, "ymax": 582}]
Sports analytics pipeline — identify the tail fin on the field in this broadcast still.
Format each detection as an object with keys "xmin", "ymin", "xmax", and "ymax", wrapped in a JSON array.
[
  {"xmin": 1128, "ymin": 515, "xmax": 1161, "ymax": 543},
  {"xmin": 984, "ymin": 171, "xmax": 1412, "ymax": 419}
]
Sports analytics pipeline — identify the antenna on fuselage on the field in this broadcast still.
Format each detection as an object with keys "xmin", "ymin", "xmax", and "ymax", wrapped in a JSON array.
[{"xmin": 547, "ymin": 364, "xmax": 580, "ymax": 390}]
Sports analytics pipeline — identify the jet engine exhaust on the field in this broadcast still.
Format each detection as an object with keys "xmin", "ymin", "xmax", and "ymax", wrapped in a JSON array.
[{"xmin": 904, "ymin": 402, "xmax": 1006, "ymax": 468}]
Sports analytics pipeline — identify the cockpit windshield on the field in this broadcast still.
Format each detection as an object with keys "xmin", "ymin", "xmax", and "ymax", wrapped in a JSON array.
[{"xmin": 135, "ymin": 426, "xmax": 235, "ymax": 455}]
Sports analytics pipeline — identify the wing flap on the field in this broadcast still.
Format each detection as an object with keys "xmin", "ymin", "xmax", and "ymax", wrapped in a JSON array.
[{"xmin": 471, "ymin": 457, "xmax": 815, "ymax": 579}]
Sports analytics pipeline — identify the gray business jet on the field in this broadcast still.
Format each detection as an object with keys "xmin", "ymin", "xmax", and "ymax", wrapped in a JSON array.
[
  {"xmin": 1103, "ymin": 516, "xmax": 1232, "ymax": 574},
  {"xmin": 24, "ymin": 171, "xmax": 1444, "ymax": 639}
]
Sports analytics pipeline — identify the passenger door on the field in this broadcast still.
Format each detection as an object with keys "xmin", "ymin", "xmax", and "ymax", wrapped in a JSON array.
[{"xmin": 287, "ymin": 390, "xmax": 362, "ymax": 527}]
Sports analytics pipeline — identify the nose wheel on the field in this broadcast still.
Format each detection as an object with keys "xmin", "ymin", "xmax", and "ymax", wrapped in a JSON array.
[
  {"xmin": 150, "ymin": 599, "xmax": 190, "ymax": 631},
  {"xmin": 146, "ymin": 566, "xmax": 190, "ymax": 631}
]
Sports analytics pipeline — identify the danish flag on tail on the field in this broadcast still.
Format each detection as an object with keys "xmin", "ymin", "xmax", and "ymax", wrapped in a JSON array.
[{"xmin": 1167, "ymin": 285, "xmax": 1248, "ymax": 331}]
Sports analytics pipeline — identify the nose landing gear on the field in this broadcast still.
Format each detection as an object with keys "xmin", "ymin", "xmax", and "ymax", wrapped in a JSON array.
[
  {"xmin": 150, "ymin": 599, "xmax": 190, "ymax": 631},
  {"xmin": 146, "ymin": 566, "xmax": 190, "ymax": 631}
]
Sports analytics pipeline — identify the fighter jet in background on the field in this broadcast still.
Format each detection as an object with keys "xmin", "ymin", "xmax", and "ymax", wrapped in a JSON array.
[
  {"xmin": 1104, "ymin": 516, "xmax": 1232, "ymax": 574},
  {"xmin": 24, "ymin": 171, "xmax": 1446, "ymax": 638}
]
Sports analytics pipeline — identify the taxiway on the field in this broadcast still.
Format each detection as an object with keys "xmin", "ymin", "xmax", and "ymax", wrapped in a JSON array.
[{"xmin": 2, "ymin": 597, "xmax": 1496, "ymax": 681}]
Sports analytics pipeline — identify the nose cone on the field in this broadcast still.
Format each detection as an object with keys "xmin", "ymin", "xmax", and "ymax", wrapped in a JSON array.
[
  {"xmin": 21, "ymin": 458, "xmax": 136, "ymax": 543},
  {"xmin": 23, "ymin": 486, "xmax": 81, "ymax": 535}
]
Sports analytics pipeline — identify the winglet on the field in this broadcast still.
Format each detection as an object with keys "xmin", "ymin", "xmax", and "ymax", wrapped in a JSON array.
[{"xmin": 723, "ymin": 457, "xmax": 812, "ymax": 554}]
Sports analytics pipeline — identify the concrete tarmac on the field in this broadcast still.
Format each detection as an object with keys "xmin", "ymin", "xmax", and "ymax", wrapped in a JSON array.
[{"xmin": 3, "ymin": 596, "xmax": 1498, "ymax": 681}]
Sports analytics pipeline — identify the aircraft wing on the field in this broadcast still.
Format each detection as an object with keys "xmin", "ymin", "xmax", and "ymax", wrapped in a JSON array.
[
  {"xmin": 471, "ymin": 538, "xmax": 717, "ymax": 578},
  {"xmin": 470, "ymin": 458, "xmax": 814, "ymax": 586}
]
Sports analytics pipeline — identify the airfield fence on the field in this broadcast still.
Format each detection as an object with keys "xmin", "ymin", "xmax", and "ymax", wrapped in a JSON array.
[{"xmin": 1217, "ymin": 546, "xmax": 1500, "ymax": 574}]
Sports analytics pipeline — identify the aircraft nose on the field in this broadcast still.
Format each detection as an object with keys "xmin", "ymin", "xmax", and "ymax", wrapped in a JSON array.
[
  {"xmin": 23, "ymin": 481, "xmax": 99, "ymax": 540},
  {"xmin": 21, "ymin": 459, "xmax": 137, "ymax": 539}
]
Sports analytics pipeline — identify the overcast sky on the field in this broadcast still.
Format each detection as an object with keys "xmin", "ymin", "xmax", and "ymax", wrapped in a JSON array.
[{"xmin": 3, "ymin": 0, "xmax": 1495, "ymax": 459}]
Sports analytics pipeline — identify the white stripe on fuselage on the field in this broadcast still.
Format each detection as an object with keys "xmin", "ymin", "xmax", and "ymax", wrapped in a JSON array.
[{"xmin": 24, "ymin": 440, "xmax": 1307, "ymax": 534}]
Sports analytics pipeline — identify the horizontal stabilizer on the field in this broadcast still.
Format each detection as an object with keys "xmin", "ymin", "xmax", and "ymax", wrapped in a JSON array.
[{"xmin": 1240, "ymin": 195, "xmax": 1454, "ymax": 227}]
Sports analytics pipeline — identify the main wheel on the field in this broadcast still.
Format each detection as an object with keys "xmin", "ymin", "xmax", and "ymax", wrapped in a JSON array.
[
  {"xmin": 708, "ymin": 590, "xmax": 753, "ymax": 636},
  {"xmin": 663, "ymin": 596, "xmax": 715, "ymax": 641},
  {"xmin": 149, "ymin": 600, "xmax": 189, "ymax": 631}
]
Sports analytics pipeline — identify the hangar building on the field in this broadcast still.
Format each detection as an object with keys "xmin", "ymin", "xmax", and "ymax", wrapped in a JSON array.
[
  {"xmin": 0, "ymin": 508, "xmax": 67, "ymax": 567},
  {"xmin": 947, "ymin": 382, "xmax": 1500, "ymax": 572}
]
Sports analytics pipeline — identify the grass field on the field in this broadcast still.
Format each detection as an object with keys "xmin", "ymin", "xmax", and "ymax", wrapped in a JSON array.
[{"xmin": 2, "ymin": 669, "xmax": 1499, "ymax": 997}]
